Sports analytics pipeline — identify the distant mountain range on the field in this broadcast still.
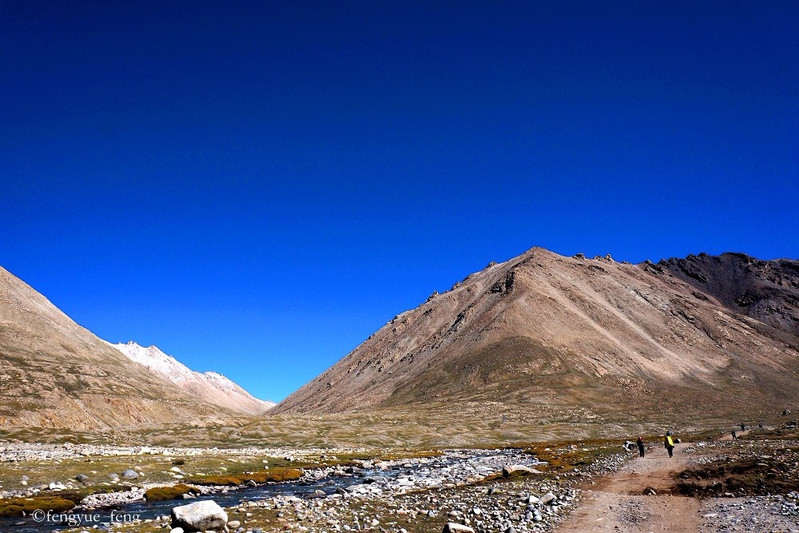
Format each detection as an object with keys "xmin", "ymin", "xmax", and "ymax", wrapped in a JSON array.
[
  {"xmin": 3, "ymin": 247, "xmax": 798, "ymax": 433},
  {"xmin": 0, "ymin": 266, "xmax": 271, "ymax": 430},
  {"xmin": 273, "ymin": 248, "xmax": 799, "ymax": 426},
  {"xmin": 109, "ymin": 341, "xmax": 274, "ymax": 415}
]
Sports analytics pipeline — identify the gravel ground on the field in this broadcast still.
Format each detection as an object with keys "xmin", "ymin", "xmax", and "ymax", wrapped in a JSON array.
[
  {"xmin": 699, "ymin": 493, "xmax": 799, "ymax": 533},
  {"xmin": 4, "ymin": 430, "xmax": 798, "ymax": 533}
]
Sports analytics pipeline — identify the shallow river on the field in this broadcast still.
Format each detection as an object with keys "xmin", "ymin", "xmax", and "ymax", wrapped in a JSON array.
[{"xmin": 4, "ymin": 449, "xmax": 540, "ymax": 532}]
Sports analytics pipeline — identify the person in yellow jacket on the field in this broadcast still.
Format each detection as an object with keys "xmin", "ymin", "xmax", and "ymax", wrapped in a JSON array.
[{"xmin": 664, "ymin": 430, "xmax": 675, "ymax": 457}]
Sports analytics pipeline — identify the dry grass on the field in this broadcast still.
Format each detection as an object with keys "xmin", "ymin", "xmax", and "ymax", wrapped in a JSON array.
[{"xmin": 0, "ymin": 395, "xmax": 784, "ymax": 452}]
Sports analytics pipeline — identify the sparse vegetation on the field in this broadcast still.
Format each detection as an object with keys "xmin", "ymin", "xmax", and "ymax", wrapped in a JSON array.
[
  {"xmin": 144, "ymin": 483, "xmax": 197, "ymax": 501},
  {"xmin": 185, "ymin": 468, "xmax": 302, "ymax": 486},
  {"xmin": 524, "ymin": 438, "xmax": 622, "ymax": 473},
  {"xmin": 675, "ymin": 432, "xmax": 799, "ymax": 498},
  {"xmin": 0, "ymin": 495, "xmax": 77, "ymax": 517}
]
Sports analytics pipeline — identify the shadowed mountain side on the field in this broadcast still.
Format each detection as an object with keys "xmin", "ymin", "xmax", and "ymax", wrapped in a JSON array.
[
  {"xmin": 273, "ymin": 248, "xmax": 799, "ymax": 424},
  {"xmin": 658, "ymin": 252, "xmax": 799, "ymax": 337},
  {"xmin": 0, "ymin": 267, "xmax": 237, "ymax": 430}
]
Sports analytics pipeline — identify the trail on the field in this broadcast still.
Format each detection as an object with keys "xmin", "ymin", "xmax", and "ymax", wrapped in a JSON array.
[
  {"xmin": 717, "ymin": 427, "xmax": 752, "ymax": 441},
  {"xmin": 556, "ymin": 443, "xmax": 700, "ymax": 532}
]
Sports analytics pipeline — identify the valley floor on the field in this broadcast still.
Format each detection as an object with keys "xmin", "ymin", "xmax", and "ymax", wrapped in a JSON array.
[
  {"xmin": 558, "ymin": 431, "xmax": 799, "ymax": 533},
  {"xmin": 0, "ymin": 426, "xmax": 797, "ymax": 533}
]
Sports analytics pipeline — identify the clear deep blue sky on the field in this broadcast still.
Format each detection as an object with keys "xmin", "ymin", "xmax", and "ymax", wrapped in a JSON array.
[{"xmin": 2, "ymin": 1, "xmax": 797, "ymax": 402}]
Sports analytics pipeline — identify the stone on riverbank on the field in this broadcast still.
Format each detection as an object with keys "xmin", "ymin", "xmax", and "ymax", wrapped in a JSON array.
[
  {"xmin": 502, "ymin": 464, "xmax": 537, "ymax": 477},
  {"xmin": 171, "ymin": 500, "xmax": 228, "ymax": 532},
  {"xmin": 443, "ymin": 523, "xmax": 475, "ymax": 533}
]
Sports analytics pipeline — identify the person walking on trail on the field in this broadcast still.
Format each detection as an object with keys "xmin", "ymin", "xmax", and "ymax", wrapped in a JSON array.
[
  {"xmin": 636, "ymin": 436, "xmax": 645, "ymax": 457},
  {"xmin": 664, "ymin": 431, "xmax": 675, "ymax": 458}
]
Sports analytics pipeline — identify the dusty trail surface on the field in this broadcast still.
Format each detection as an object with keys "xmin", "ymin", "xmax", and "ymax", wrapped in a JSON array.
[{"xmin": 556, "ymin": 443, "xmax": 700, "ymax": 532}]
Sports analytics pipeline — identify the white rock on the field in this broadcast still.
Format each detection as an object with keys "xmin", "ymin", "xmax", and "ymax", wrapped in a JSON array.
[
  {"xmin": 443, "ymin": 524, "xmax": 475, "ymax": 533},
  {"xmin": 502, "ymin": 464, "xmax": 537, "ymax": 477},
  {"xmin": 171, "ymin": 500, "xmax": 228, "ymax": 531},
  {"xmin": 541, "ymin": 492, "xmax": 557, "ymax": 505}
]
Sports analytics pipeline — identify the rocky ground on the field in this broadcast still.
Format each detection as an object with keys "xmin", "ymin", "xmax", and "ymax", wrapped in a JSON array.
[
  {"xmin": 558, "ymin": 427, "xmax": 799, "ymax": 533},
  {"xmin": 0, "ymin": 426, "xmax": 797, "ymax": 533},
  {"xmin": 0, "ymin": 442, "xmax": 621, "ymax": 532}
]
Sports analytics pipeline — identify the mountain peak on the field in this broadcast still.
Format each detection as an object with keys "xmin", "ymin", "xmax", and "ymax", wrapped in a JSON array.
[
  {"xmin": 273, "ymin": 249, "xmax": 799, "ymax": 427},
  {"xmin": 110, "ymin": 341, "xmax": 275, "ymax": 414}
]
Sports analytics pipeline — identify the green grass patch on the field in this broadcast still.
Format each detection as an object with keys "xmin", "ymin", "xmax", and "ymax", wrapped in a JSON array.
[
  {"xmin": 524, "ymin": 438, "xmax": 621, "ymax": 473},
  {"xmin": 185, "ymin": 467, "xmax": 303, "ymax": 486},
  {"xmin": 0, "ymin": 494, "xmax": 78, "ymax": 517},
  {"xmin": 144, "ymin": 484, "xmax": 198, "ymax": 502}
]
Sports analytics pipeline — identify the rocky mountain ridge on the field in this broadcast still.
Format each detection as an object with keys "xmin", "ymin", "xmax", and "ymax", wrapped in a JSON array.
[
  {"xmin": 657, "ymin": 252, "xmax": 799, "ymax": 337},
  {"xmin": 274, "ymin": 248, "xmax": 799, "ymax": 425}
]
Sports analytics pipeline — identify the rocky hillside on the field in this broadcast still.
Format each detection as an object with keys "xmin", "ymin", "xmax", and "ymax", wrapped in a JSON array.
[
  {"xmin": 658, "ymin": 252, "xmax": 799, "ymax": 337},
  {"xmin": 0, "ymin": 267, "xmax": 249, "ymax": 429},
  {"xmin": 273, "ymin": 248, "xmax": 799, "ymax": 425},
  {"xmin": 109, "ymin": 341, "xmax": 274, "ymax": 415}
]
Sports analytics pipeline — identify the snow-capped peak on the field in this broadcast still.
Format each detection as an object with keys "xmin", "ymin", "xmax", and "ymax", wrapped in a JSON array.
[
  {"xmin": 106, "ymin": 340, "xmax": 274, "ymax": 414},
  {"xmin": 111, "ymin": 341, "xmax": 195, "ymax": 384}
]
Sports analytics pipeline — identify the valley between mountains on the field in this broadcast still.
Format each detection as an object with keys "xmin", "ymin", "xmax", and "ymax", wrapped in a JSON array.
[{"xmin": 1, "ymin": 247, "xmax": 798, "ymax": 532}]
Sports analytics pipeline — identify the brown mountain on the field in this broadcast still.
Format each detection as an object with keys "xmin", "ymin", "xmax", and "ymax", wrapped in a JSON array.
[
  {"xmin": 0, "ymin": 266, "xmax": 246, "ymax": 430},
  {"xmin": 658, "ymin": 252, "xmax": 799, "ymax": 337},
  {"xmin": 274, "ymin": 248, "xmax": 799, "ymax": 427}
]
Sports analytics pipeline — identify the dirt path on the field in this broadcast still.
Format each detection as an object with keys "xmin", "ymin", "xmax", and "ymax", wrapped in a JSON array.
[
  {"xmin": 717, "ymin": 427, "xmax": 751, "ymax": 441},
  {"xmin": 556, "ymin": 443, "xmax": 701, "ymax": 532}
]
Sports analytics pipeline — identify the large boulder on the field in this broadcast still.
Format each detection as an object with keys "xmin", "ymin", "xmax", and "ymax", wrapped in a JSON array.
[{"xmin": 171, "ymin": 500, "xmax": 228, "ymax": 532}]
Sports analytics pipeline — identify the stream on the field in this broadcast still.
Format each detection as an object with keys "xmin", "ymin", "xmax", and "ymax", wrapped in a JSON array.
[{"xmin": 4, "ymin": 449, "xmax": 542, "ymax": 532}]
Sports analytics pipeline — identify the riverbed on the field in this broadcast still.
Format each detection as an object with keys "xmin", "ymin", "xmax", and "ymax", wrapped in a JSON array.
[{"xmin": 4, "ymin": 448, "xmax": 542, "ymax": 532}]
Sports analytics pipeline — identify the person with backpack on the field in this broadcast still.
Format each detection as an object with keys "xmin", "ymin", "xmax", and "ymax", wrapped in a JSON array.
[
  {"xmin": 636, "ymin": 436, "xmax": 645, "ymax": 457},
  {"xmin": 664, "ymin": 430, "xmax": 675, "ymax": 457}
]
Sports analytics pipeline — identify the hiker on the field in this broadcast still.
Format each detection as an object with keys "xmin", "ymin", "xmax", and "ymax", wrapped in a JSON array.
[
  {"xmin": 731, "ymin": 429, "xmax": 737, "ymax": 440},
  {"xmin": 740, "ymin": 422, "xmax": 746, "ymax": 431},
  {"xmin": 636, "ymin": 436, "xmax": 645, "ymax": 457},
  {"xmin": 664, "ymin": 431, "xmax": 675, "ymax": 458}
]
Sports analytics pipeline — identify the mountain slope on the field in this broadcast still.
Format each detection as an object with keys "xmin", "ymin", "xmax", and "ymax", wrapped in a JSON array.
[
  {"xmin": 0, "ymin": 266, "xmax": 238, "ymax": 429},
  {"xmin": 273, "ymin": 248, "xmax": 799, "ymax": 425},
  {"xmin": 110, "ymin": 341, "xmax": 274, "ymax": 415},
  {"xmin": 658, "ymin": 252, "xmax": 799, "ymax": 337}
]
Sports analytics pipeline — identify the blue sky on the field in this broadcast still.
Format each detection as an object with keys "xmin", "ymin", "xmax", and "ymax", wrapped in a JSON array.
[{"xmin": 2, "ymin": 1, "xmax": 797, "ymax": 402}]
